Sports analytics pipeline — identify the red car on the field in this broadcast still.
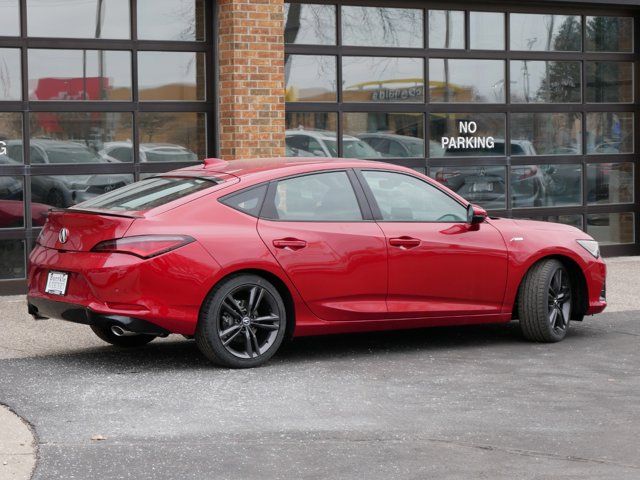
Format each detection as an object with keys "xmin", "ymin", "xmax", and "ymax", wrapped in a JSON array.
[{"xmin": 27, "ymin": 158, "xmax": 607, "ymax": 368}]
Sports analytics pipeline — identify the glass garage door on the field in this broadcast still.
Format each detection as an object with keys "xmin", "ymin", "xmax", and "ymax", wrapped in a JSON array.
[
  {"xmin": 0, "ymin": 0, "xmax": 214, "ymax": 293},
  {"xmin": 284, "ymin": 2, "xmax": 639, "ymax": 256}
]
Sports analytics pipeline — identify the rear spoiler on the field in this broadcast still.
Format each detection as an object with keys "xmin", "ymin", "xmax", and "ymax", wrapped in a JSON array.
[{"xmin": 50, "ymin": 207, "xmax": 143, "ymax": 219}]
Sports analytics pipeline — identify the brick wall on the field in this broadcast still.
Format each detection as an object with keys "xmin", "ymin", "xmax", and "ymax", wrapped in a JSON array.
[{"xmin": 217, "ymin": 0, "xmax": 286, "ymax": 159}]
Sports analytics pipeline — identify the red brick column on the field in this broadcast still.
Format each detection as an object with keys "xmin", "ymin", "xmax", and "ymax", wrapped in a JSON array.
[{"xmin": 217, "ymin": 0, "xmax": 286, "ymax": 159}]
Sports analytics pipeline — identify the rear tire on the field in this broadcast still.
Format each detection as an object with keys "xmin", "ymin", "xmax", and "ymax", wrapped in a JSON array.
[
  {"xmin": 196, "ymin": 274, "xmax": 287, "ymax": 368},
  {"xmin": 517, "ymin": 259, "xmax": 572, "ymax": 343},
  {"xmin": 90, "ymin": 325, "xmax": 156, "ymax": 348}
]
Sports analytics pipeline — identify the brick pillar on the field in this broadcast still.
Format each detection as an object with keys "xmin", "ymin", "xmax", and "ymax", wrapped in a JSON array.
[{"xmin": 217, "ymin": 0, "xmax": 286, "ymax": 159}]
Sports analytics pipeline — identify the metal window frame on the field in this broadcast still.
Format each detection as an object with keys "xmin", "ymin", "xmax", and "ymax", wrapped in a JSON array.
[
  {"xmin": 284, "ymin": 0, "xmax": 640, "ymax": 257},
  {"xmin": 0, "ymin": 0, "xmax": 217, "ymax": 293}
]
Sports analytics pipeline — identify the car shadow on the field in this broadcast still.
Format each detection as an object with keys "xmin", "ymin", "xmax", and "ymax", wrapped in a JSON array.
[{"xmin": 5, "ymin": 320, "xmax": 599, "ymax": 372}]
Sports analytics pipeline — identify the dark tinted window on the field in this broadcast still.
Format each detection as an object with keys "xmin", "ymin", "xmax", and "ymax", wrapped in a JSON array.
[
  {"xmin": 362, "ymin": 170, "xmax": 467, "ymax": 222},
  {"xmin": 220, "ymin": 185, "xmax": 268, "ymax": 217},
  {"xmin": 76, "ymin": 177, "xmax": 218, "ymax": 212},
  {"xmin": 268, "ymin": 171, "xmax": 362, "ymax": 221}
]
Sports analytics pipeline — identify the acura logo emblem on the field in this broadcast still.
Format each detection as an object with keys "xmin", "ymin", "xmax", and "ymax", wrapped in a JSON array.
[{"xmin": 58, "ymin": 228, "xmax": 69, "ymax": 244}]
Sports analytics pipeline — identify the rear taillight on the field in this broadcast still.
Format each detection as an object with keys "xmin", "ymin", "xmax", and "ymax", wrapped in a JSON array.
[{"xmin": 91, "ymin": 235, "xmax": 195, "ymax": 259}]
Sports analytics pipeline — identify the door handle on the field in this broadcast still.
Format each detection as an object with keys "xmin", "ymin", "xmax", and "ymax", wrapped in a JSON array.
[
  {"xmin": 389, "ymin": 236, "xmax": 421, "ymax": 249},
  {"xmin": 273, "ymin": 238, "xmax": 307, "ymax": 250}
]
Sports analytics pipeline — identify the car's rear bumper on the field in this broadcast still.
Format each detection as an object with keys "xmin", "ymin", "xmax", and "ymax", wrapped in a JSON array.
[
  {"xmin": 28, "ymin": 296, "xmax": 170, "ymax": 336},
  {"xmin": 27, "ymin": 242, "xmax": 220, "ymax": 335}
]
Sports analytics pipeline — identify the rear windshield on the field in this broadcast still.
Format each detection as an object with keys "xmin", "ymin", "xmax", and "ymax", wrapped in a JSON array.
[{"xmin": 75, "ymin": 177, "xmax": 219, "ymax": 212}]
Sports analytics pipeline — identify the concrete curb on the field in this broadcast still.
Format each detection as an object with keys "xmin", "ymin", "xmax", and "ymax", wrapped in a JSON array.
[{"xmin": 0, "ymin": 405, "xmax": 36, "ymax": 480}]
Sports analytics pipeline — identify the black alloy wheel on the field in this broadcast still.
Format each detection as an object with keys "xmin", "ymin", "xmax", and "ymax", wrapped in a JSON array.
[
  {"xmin": 196, "ymin": 274, "xmax": 287, "ymax": 368},
  {"xmin": 518, "ymin": 259, "xmax": 573, "ymax": 342}
]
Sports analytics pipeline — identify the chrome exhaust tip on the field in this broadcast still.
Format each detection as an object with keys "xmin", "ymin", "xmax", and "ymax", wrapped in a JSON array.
[{"xmin": 110, "ymin": 325, "xmax": 138, "ymax": 337}]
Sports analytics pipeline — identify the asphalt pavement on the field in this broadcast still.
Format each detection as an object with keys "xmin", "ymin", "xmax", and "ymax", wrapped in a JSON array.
[{"xmin": 0, "ymin": 259, "xmax": 639, "ymax": 479}]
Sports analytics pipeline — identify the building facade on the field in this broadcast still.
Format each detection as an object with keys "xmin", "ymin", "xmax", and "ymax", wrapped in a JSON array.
[{"xmin": 0, "ymin": 0, "xmax": 638, "ymax": 294}]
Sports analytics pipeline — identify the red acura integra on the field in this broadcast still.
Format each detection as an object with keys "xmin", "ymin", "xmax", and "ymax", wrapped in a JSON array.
[{"xmin": 28, "ymin": 158, "xmax": 607, "ymax": 368}]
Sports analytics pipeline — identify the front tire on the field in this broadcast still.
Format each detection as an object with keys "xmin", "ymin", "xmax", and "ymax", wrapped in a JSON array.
[
  {"xmin": 90, "ymin": 324, "xmax": 156, "ymax": 348},
  {"xmin": 196, "ymin": 274, "xmax": 287, "ymax": 368},
  {"xmin": 518, "ymin": 259, "xmax": 572, "ymax": 343}
]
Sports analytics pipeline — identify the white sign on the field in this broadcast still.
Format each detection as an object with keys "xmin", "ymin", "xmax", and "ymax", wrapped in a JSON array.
[
  {"xmin": 0, "ymin": 141, "xmax": 6, "ymax": 155},
  {"xmin": 441, "ymin": 121, "xmax": 495, "ymax": 150}
]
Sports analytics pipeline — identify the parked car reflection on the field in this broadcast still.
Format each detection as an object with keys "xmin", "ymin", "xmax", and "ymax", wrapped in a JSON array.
[
  {"xmin": 6, "ymin": 139, "xmax": 104, "ymax": 164},
  {"xmin": 2, "ymin": 141, "xmax": 132, "ymax": 208},
  {"xmin": 433, "ymin": 167, "xmax": 506, "ymax": 210},
  {"xmin": 285, "ymin": 129, "xmax": 380, "ymax": 158},
  {"xmin": 0, "ymin": 199, "xmax": 49, "ymax": 228},
  {"xmin": 511, "ymin": 164, "xmax": 582, "ymax": 208},
  {"xmin": 99, "ymin": 142, "xmax": 198, "ymax": 163},
  {"xmin": 357, "ymin": 133, "xmax": 424, "ymax": 158}
]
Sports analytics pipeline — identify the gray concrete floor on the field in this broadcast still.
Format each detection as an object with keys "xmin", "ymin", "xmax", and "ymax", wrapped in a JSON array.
[{"xmin": 0, "ymin": 258, "xmax": 639, "ymax": 479}]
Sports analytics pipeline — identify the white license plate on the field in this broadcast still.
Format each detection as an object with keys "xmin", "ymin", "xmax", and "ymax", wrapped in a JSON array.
[
  {"xmin": 471, "ymin": 182, "xmax": 493, "ymax": 192},
  {"xmin": 45, "ymin": 271, "xmax": 68, "ymax": 296}
]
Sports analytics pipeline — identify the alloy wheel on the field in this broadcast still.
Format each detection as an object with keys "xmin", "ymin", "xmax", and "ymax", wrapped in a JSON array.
[
  {"xmin": 548, "ymin": 268, "xmax": 571, "ymax": 334},
  {"xmin": 217, "ymin": 284, "xmax": 281, "ymax": 359}
]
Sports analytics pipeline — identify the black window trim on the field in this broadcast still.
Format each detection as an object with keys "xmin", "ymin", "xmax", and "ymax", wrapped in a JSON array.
[
  {"xmin": 259, "ymin": 168, "xmax": 374, "ymax": 222},
  {"xmin": 353, "ymin": 167, "xmax": 470, "ymax": 223}
]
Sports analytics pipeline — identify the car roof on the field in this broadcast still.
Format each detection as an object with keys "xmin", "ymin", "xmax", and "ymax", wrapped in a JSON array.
[{"xmin": 164, "ymin": 157, "xmax": 412, "ymax": 184}]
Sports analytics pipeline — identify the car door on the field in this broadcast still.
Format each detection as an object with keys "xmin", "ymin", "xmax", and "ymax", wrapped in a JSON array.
[
  {"xmin": 357, "ymin": 169, "xmax": 508, "ymax": 318},
  {"xmin": 257, "ymin": 170, "xmax": 388, "ymax": 321}
]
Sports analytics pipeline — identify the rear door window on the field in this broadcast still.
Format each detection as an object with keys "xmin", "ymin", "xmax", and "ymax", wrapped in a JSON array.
[
  {"xmin": 264, "ymin": 171, "xmax": 363, "ymax": 221},
  {"xmin": 76, "ymin": 177, "xmax": 220, "ymax": 212}
]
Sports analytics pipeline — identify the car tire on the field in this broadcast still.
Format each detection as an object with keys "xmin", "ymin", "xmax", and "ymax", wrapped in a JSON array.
[
  {"xmin": 518, "ymin": 259, "xmax": 572, "ymax": 343},
  {"xmin": 90, "ymin": 325, "xmax": 156, "ymax": 348},
  {"xmin": 46, "ymin": 189, "xmax": 66, "ymax": 208},
  {"xmin": 196, "ymin": 274, "xmax": 287, "ymax": 368}
]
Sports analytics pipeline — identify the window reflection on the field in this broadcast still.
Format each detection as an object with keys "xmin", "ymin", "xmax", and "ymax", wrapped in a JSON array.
[
  {"xmin": 586, "ymin": 16, "xmax": 633, "ymax": 52},
  {"xmin": 587, "ymin": 212, "xmax": 635, "ymax": 245},
  {"xmin": 511, "ymin": 113, "xmax": 582, "ymax": 155},
  {"xmin": 430, "ymin": 59, "xmax": 505, "ymax": 103},
  {"xmin": 587, "ymin": 163, "xmax": 634, "ymax": 205},
  {"xmin": 138, "ymin": 0, "xmax": 205, "ymax": 41},
  {"xmin": 0, "ymin": 49, "xmax": 22, "ymax": 100},
  {"xmin": 285, "ymin": 55, "xmax": 336, "ymax": 102},
  {"xmin": 26, "ymin": 112, "xmax": 132, "ymax": 164},
  {"xmin": 0, "ymin": 0, "xmax": 20, "ymax": 36},
  {"xmin": 429, "ymin": 113, "xmax": 505, "ymax": 157},
  {"xmin": 510, "ymin": 14, "xmax": 581, "ymax": 51},
  {"xmin": 344, "ymin": 113, "xmax": 424, "ymax": 158},
  {"xmin": 470, "ymin": 12, "xmax": 505, "ymax": 50},
  {"xmin": 27, "ymin": 0, "xmax": 129, "ymax": 39},
  {"xmin": 525, "ymin": 215, "xmax": 583, "ymax": 230},
  {"xmin": 431, "ymin": 166, "xmax": 506, "ymax": 210},
  {"xmin": 342, "ymin": 57, "xmax": 424, "ymax": 103},
  {"xmin": 31, "ymin": 174, "xmax": 133, "ymax": 209},
  {"xmin": 585, "ymin": 62, "xmax": 633, "ymax": 103},
  {"xmin": 28, "ymin": 49, "xmax": 132, "ymax": 101},
  {"xmin": 586, "ymin": 112, "xmax": 634, "ymax": 154},
  {"xmin": 0, "ymin": 113, "xmax": 23, "ymax": 163},
  {"xmin": 0, "ymin": 240, "xmax": 25, "ymax": 280},
  {"xmin": 284, "ymin": 3, "xmax": 336, "ymax": 45},
  {"xmin": 510, "ymin": 61, "xmax": 581, "ymax": 103},
  {"xmin": 285, "ymin": 112, "xmax": 337, "ymax": 157},
  {"xmin": 342, "ymin": 6, "xmax": 423, "ymax": 48},
  {"xmin": 0, "ymin": 176, "xmax": 24, "ymax": 228},
  {"xmin": 137, "ymin": 112, "xmax": 206, "ymax": 161},
  {"xmin": 511, "ymin": 164, "xmax": 582, "ymax": 208},
  {"xmin": 138, "ymin": 52, "xmax": 205, "ymax": 101},
  {"xmin": 429, "ymin": 10, "xmax": 464, "ymax": 49}
]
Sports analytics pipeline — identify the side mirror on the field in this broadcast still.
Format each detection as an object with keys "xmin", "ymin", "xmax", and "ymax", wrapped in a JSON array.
[{"xmin": 467, "ymin": 204, "xmax": 488, "ymax": 225}]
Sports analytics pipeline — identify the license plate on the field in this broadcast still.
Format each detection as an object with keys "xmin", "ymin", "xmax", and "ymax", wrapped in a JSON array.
[
  {"xmin": 471, "ymin": 182, "xmax": 493, "ymax": 192},
  {"xmin": 45, "ymin": 271, "xmax": 68, "ymax": 296}
]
